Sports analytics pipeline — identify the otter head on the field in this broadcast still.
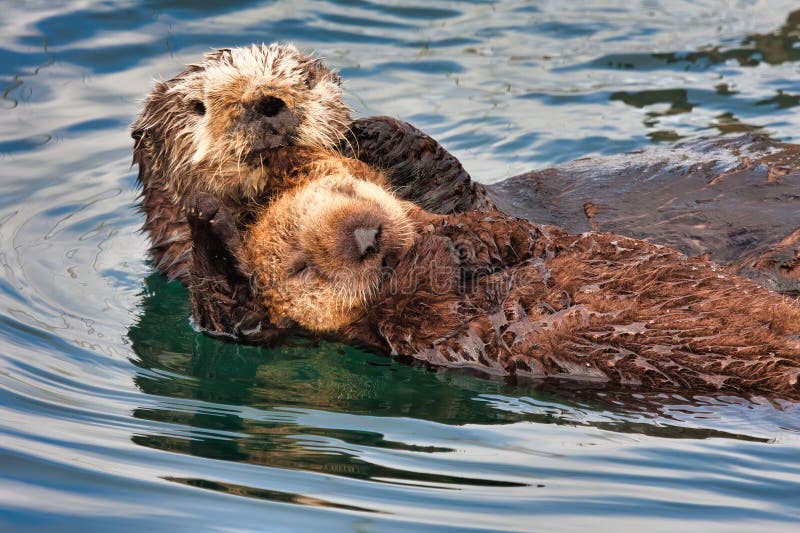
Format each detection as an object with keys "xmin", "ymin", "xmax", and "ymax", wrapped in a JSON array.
[
  {"xmin": 246, "ymin": 174, "xmax": 415, "ymax": 333},
  {"xmin": 132, "ymin": 43, "xmax": 350, "ymax": 201}
]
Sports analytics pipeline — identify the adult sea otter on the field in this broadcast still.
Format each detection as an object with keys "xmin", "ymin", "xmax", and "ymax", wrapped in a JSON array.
[{"xmin": 131, "ymin": 43, "xmax": 799, "ymax": 343}]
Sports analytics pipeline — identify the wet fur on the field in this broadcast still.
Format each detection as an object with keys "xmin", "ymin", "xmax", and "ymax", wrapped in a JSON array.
[
  {"xmin": 131, "ymin": 43, "xmax": 486, "ymax": 343},
  {"xmin": 244, "ymin": 171, "xmax": 415, "ymax": 332},
  {"xmin": 354, "ymin": 216, "xmax": 800, "ymax": 397},
  {"xmin": 183, "ymin": 152, "xmax": 390, "ymax": 342},
  {"xmin": 236, "ymin": 176, "xmax": 800, "ymax": 398},
  {"xmin": 131, "ymin": 44, "xmax": 483, "ymax": 284},
  {"xmin": 133, "ymin": 44, "xmax": 350, "ymax": 204},
  {"xmin": 131, "ymin": 44, "xmax": 799, "ymax": 356}
]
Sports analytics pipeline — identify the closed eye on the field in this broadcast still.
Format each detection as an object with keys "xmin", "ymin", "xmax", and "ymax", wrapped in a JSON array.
[{"xmin": 287, "ymin": 258, "xmax": 311, "ymax": 278}]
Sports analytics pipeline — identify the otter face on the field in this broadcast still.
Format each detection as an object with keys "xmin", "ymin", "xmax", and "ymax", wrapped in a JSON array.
[
  {"xmin": 132, "ymin": 43, "xmax": 350, "ymax": 200},
  {"xmin": 246, "ymin": 174, "xmax": 415, "ymax": 332}
]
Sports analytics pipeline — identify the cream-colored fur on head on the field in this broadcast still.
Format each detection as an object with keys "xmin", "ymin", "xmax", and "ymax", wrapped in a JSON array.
[
  {"xmin": 132, "ymin": 43, "xmax": 351, "ymax": 202},
  {"xmin": 245, "ymin": 173, "xmax": 415, "ymax": 332}
]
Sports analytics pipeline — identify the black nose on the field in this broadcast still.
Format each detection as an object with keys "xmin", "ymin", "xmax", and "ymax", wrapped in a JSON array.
[
  {"xmin": 353, "ymin": 226, "xmax": 380, "ymax": 258},
  {"xmin": 254, "ymin": 95, "xmax": 287, "ymax": 117}
]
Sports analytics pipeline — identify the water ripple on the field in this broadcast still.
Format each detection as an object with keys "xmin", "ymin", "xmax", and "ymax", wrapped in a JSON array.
[{"xmin": 1, "ymin": 1, "xmax": 800, "ymax": 531}]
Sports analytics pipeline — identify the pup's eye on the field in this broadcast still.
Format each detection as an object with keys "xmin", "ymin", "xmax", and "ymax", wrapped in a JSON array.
[
  {"xmin": 190, "ymin": 100, "xmax": 206, "ymax": 116},
  {"xmin": 287, "ymin": 259, "xmax": 310, "ymax": 278}
]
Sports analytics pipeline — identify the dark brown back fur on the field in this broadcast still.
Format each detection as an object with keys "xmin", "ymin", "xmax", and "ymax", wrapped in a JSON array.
[{"xmin": 351, "ymin": 213, "xmax": 800, "ymax": 397}]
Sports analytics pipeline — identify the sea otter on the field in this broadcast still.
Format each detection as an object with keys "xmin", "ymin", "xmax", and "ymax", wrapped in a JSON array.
[
  {"xmin": 132, "ymin": 43, "xmax": 799, "ymax": 344},
  {"xmin": 131, "ymin": 43, "xmax": 485, "ymax": 284},
  {"xmin": 131, "ymin": 43, "xmax": 493, "ymax": 339},
  {"xmin": 190, "ymin": 173, "xmax": 800, "ymax": 398}
]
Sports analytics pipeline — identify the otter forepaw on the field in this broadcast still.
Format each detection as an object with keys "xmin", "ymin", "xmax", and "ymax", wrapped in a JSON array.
[
  {"xmin": 185, "ymin": 192, "xmax": 221, "ymax": 226},
  {"xmin": 185, "ymin": 192, "xmax": 250, "ymax": 281}
]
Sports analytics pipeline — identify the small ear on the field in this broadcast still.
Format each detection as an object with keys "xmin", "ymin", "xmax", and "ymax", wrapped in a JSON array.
[
  {"xmin": 207, "ymin": 48, "xmax": 231, "ymax": 62},
  {"xmin": 131, "ymin": 127, "xmax": 150, "ymax": 153},
  {"xmin": 305, "ymin": 58, "xmax": 340, "ymax": 88},
  {"xmin": 131, "ymin": 125, "xmax": 153, "ymax": 171}
]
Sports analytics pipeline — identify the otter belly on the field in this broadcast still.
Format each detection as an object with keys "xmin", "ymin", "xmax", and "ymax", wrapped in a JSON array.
[
  {"xmin": 487, "ymin": 134, "xmax": 800, "ymax": 295},
  {"xmin": 372, "ymin": 216, "xmax": 800, "ymax": 399}
]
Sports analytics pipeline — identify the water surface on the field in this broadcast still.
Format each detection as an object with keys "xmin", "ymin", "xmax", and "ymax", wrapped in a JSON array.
[{"xmin": 1, "ymin": 1, "xmax": 800, "ymax": 531}]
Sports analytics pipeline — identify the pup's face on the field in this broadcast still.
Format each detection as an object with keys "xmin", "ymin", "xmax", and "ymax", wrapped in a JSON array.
[
  {"xmin": 247, "ymin": 174, "xmax": 415, "ymax": 332},
  {"xmin": 133, "ymin": 43, "xmax": 351, "ymax": 200}
]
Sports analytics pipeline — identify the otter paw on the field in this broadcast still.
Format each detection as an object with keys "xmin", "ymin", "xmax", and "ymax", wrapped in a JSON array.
[{"xmin": 186, "ymin": 192, "xmax": 221, "ymax": 225}]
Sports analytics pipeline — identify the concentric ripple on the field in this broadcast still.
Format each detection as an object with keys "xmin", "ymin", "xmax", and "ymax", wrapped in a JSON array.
[{"xmin": 1, "ymin": 1, "xmax": 800, "ymax": 532}]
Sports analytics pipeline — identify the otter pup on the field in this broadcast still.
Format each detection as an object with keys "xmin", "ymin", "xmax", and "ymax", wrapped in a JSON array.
[
  {"xmin": 221, "ymin": 174, "xmax": 800, "ymax": 398},
  {"xmin": 242, "ymin": 173, "xmax": 415, "ymax": 332}
]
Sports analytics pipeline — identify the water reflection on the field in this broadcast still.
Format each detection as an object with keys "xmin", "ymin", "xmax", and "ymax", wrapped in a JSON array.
[
  {"xmin": 129, "ymin": 273, "xmax": 783, "ymax": 484},
  {"xmin": 656, "ymin": 10, "xmax": 800, "ymax": 68},
  {"xmin": 128, "ymin": 275, "xmax": 533, "ymax": 425},
  {"xmin": 604, "ymin": 10, "xmax": 800, "ymax": 139}
]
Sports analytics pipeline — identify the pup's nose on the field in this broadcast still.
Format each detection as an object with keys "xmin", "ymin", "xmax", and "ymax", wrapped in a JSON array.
[
  {"xmin": 254, "ymin": 95, "xmax": 287, "ymax": 117},
  {"xmin": 353, "ymin": 226, "xmax": 380, "ymax": 257}
]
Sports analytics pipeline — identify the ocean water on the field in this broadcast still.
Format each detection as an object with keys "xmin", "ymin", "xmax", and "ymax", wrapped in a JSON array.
[{"xmin": 1, "ymin": 1, "xmax": 799, "ymax": 531}]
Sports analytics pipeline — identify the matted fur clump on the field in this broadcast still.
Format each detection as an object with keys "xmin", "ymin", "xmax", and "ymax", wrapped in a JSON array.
[{"xmin": 238, "ymin": 175, "xmax": 800, "ymax": 398}]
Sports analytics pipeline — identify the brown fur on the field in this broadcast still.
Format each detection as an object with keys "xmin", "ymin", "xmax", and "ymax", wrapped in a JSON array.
[
  {"xmin": 131, "ymin": 44, "xmax": 350, "ymax": 281},
  {"xmin": 133, "ymin": 44, "xmax": 350, "ymax": 205},
  {"xmin": 131, "ymin": 43, "xmax": 798, "ymax": 353},
  {"xmin": 181, "ymin": 151, "xmax": 393, "ymax": 342},
  {"xmin": 131, "ymin": 43, "xmax": 485, "ymax": 344},
  {"xmin": 131, "ymin": 44, "xmax": 482, "ymax": 284},
  {"xmin": 492, "ymin": 134, "xmax": 800, "ymax": 296},
  {"xmin": 241, "ymin": 175, "xmax": 800, "ymax": 398},
  {"xmin": 244, "ymin": 170, "xmax": 415, "ymax": 332}
]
